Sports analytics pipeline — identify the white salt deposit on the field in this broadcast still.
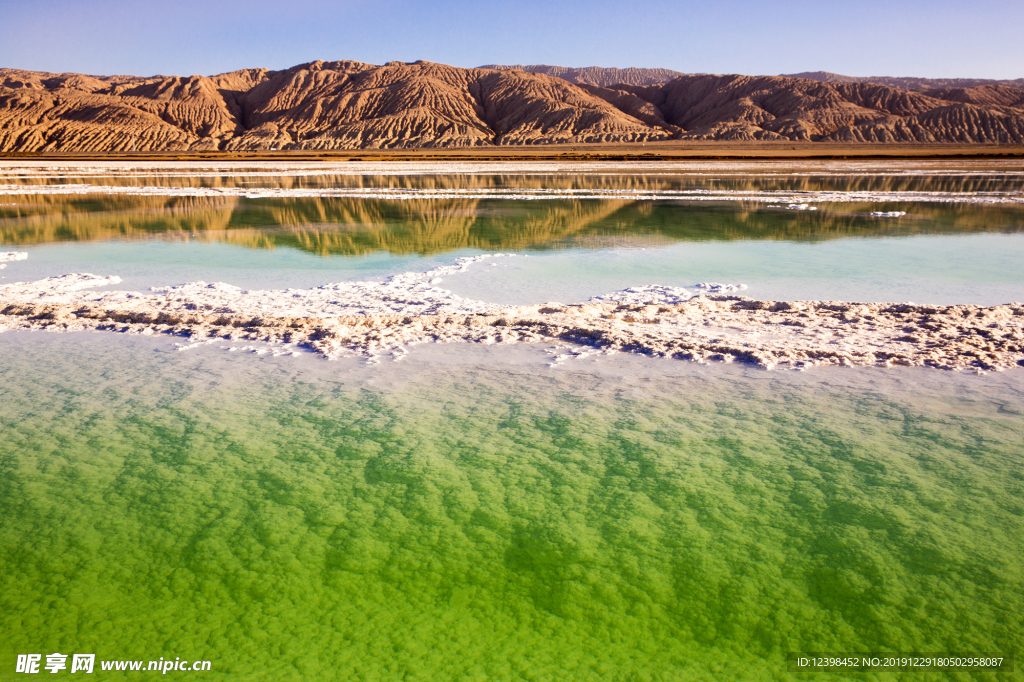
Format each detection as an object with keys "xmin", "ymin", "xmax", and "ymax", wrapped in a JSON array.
[
  {"xmin": 1, "ymin": 252, "xmax": 28, "ymax": 269},
  {"xmin": 589, "ymin": 283, "xmax": 748, "ymax": 305},
  {"xmin": 590, "ymin": 286, "xmax": 696, "ymax": 305},
  {"xmin": 2, "ymin": 159, "xmax": 1021, "ymax": 207},
  {"xmin": 2, "ymin": 159, "xmax": 1022, "ymax": 180},
  {"xmin": 1, "ymin": 251, "xmax": 1022, "ymax": 372},
  {"xmin": 0, "ymin": 273, "xmax": 122, "ymax": 296},
  {"xmin": 0, "ymin": 183, "xmax": 1019, "ymax": 205},
  {"xmin": 2, "ymin": 160, "xmax": 1022, "ymax": 371},
  {"xmin": 693, "ymin": 283, "xmax": 749, "ymax": 294},
  {"xmin": 0, "ymin": 253, "xmax": 530, "ymax": 320}
]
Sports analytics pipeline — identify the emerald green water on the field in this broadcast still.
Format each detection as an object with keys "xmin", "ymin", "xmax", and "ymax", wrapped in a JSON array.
[
  {"xmin": 3, "ymin": 165, "xmax": 1024, "ymax": 680},
  {"xmin": 1, "ymin": 333, "xmax": 1021, "ymax": 681}
]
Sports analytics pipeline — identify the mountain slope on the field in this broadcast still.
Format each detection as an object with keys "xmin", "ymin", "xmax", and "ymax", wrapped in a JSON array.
[
  {"xmin": 1, "ymin": 61, "xmax": 1022, "ymax": 151},
  {"xmin": 227, "ymin": 60, "xmax": 671, "ymax": 150},
  {"xmin": 784, "ymin": 71, "xmax": 1024, "ymax": 91},
  {"xmin": 0, "ymin": 61, "xmax": 674, "ymax": 151},
  {"xmin": 585, "ymin": 75, "xmax": 1024, "ymax": 142},
  {"xmin": 477, "ymin": 64, "xmax": 686, "ymax": 88}
]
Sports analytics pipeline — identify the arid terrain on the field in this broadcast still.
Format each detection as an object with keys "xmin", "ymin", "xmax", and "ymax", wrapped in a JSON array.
[
  {"xmin": 783, "ymin": 71, "xmax": 1024, "ymax": 92},
  {"xmin": 478, "ymin": 64, "xmax": 688, "ymax": 87},
  {"xmin": 484, "ymin": 66, "xmax": 1024, "ymax": 92},
  {"xmin": 1, "ymin": 60, "xmax": 1024, "ymax": 153}
]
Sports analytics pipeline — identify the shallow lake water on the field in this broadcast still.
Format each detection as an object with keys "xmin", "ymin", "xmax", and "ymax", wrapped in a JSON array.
[
  {"xmin": 1, "ymin": 161, "xmax": 1023, "ymax": 680},
  {"xmin": 1, "ymin": 333, "xmax": 1022, "ymax": 681},
  {"xmin": 3, "ymin": 161, "xmax": 1024, "ymax": 305}
]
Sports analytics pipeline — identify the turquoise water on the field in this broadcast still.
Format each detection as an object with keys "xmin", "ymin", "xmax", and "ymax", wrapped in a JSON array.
[
  {"xmin": 7, "ymin": 231, "xmax": 1024, "ymax": 305},
  {"xmin": 0, "ymin": 334, "xmax": 1022, "ymax": 681},
  {"xmin": 2, "ymin": 194, "xmax": 1024, "ymax": 304},
  {"xmin": 445, "ymin": 232, "xmax": 1024, "ymax": 305}
]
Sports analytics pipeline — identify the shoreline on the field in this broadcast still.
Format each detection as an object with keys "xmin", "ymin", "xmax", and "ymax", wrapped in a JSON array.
[
  {"xmin": 4, "ymin": 288, "xmax": 1022, "ymax": 372},
  {"xmin": 3, "ymin": 160, "xmax": 1023, "ymax": 372},
  {"xmin": 2, "ymin": 142, "xmax": 1024, "ymax": 163},
  {"xmin": 3, "ymin": 252, "xmax": 1023, "ymax": 373}
]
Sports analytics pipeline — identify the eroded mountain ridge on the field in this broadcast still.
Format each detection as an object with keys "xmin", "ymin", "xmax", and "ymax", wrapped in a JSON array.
[{"xmin": 1, "ymin": 60, "xmax": 1023, "ymax": 152}]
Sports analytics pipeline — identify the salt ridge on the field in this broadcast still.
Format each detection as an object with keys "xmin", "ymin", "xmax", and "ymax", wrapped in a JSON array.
[
  {"xmin": 0, "ymin": 252, "xmax": 27, "ymax": 270},
  {"xmin": 1, "ymin": 253, "xmax": 1022, "ymax": 372}
]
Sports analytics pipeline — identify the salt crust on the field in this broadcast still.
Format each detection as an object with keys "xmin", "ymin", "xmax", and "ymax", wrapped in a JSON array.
[
  {"xmin": 0, "ymin": 251, "xmax": 27, "ymax": 269},
  {"xmin": 0, "ymin": 183, "xmax": 1020, "ymax": 205},
  {"xmin": 3, "ymin": 159, "xmax": 1023, "ymax": 176},
  {"xmin": 767, "ymin": 204, "xmax": 818, "ymax": 211},
  {"xmin": 2, "ymin": 254, "xmax": 1021, "ymax": 372},
  {"xmin": 1, "ymin": 160, "xmax": 1022, "ymax": 205}
]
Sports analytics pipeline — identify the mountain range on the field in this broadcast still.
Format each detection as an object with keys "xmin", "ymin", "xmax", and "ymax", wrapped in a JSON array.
[
  {"xmin": 482, "ymin": 66, "xmax": 1024, "ymax": 92},
  {"xmin": 1, "ymin": 60, "xmax": 1022, "ymax": 152},
  {"xmin": 781, "ymin": 71, "xmax": 1024, "ymax": 92},
  {"xmin": 478, "ymin": 64, "xmax": 687, "ymax": 88}
]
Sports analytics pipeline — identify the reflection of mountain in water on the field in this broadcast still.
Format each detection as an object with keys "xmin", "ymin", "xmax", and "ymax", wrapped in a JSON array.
[{"xmin": 1, "ymin": 194, "xmax": 1022, "ymax": 256}]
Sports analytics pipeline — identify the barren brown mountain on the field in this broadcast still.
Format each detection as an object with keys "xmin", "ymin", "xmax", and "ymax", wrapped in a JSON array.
[
  {"xmin": 1, "ymin": 60, "xmax": 1023, "ymax": 152},
  {"xmin": 583, "ymin": 75, "xmax": 1024, "ymax": 142},
  {"xmin": 784, "ymin": 71, "xmax": 1024, "ymax": 91},
  {"xmin": 477, "ymin": 64, "xmax": 687, "ymax": 88}
]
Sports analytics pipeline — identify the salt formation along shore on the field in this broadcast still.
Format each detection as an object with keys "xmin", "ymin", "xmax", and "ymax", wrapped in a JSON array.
[
  {"xmin": 2, "ymin": 253, "xmax": 1022, "ymax": 372},
  {"xmin": 0, "ymin": 251, "xmax": 27, "ymax": 269},
  {"xmin": 2, "ymin": 182, "xmax": 1023, "ymax": 205}
]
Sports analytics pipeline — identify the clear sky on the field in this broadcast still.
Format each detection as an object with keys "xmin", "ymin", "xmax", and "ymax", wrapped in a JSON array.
[{"xmin": 1, "ymin": 0, "xmax": 1021, "ymax": 79}]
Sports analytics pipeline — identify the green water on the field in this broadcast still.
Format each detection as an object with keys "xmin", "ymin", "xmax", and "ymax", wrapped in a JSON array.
[
  {"xmin": 1, "ymin": 334, "xmax": 1021, "ymax": 681},
  {"xmin": 3, "ymin": 165, "xmax": 1024, "ymax": 680}
]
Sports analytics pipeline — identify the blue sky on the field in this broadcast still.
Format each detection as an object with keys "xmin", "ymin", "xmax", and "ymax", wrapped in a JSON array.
[{"xmin": 1, "ymin": 0, "xmax": 1021, "ymax": 79}]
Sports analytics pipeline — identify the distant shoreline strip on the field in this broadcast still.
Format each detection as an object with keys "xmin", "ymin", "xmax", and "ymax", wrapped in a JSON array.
[{"xmin": 1, "ymin": 184, "xmax": 1022, "ymax": 204}]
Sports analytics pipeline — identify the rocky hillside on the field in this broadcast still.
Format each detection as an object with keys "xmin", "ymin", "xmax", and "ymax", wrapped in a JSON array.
[
  {"xmin": 477, "ymin": 64, "xmax": 686, "ymax": 88},
  {"xmin": 582, "ymin": 75, "xmax": 1024, "ymax": 142},
  {"xmin": 0, "ymin": 61, "xmax": 672, "ymax": 152},
  {"xmin": 784, "ymin": 71, "xmax": 1024, "ymax": 91},
  {"xmin": 1, "ymin": 60, "xmax": 1022, "ymax": 151}
]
